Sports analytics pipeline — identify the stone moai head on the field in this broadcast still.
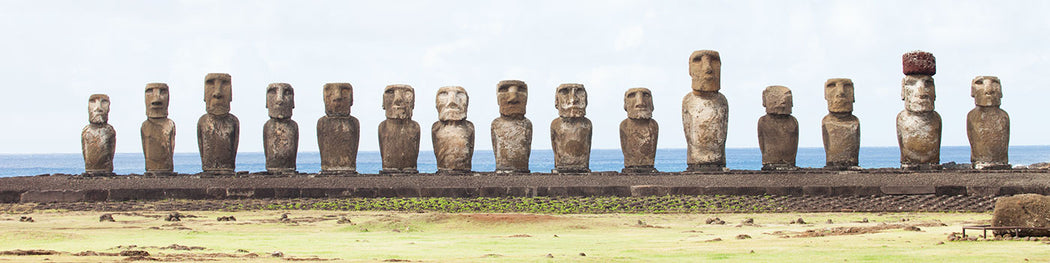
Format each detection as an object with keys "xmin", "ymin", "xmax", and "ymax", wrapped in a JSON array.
[
  {"xmin": 972, "ymin": 76, "xmax": 1002, "ymax": 107},
  {"xmin": 204, "ymin": 73, "xmax": 232, "ymax": 115},
  {"xmin": 762, "ymin": 85, "xmax": 793, "ymax": 115},
  {"xmin": 266, "ymin": 83, "xmax": 294, "ymax": 119},
  {"xmin": 145, "ymin": 83, "xmax": 169, "ymax": 118},
  {"xmin": 555, "ymin": 83, "xmax": 587, "ymax": 118},
  {"xmin": 824, "ymin": 78, "xmax": 854, "ymax": 113},
  {"xmin": 383, "ymin": 84, "xmax": 415, "ymax": 119},
  {"xmin": 901, "ymin": 75, "xmax": 936, "ymax": 112},
  {"xmin": 689, "ymin": 50, "xmax": 721, "ymax": 92},
  {"xmin": 88, "ymin": 94, "xmax": 110, "ymax": 124},
  {"xmin": 436, "ymin": 86, "xmax": 468, "ymax": 121},
  {"xmin": 323, "ymin": 83, "xmax": 353, "ymax": 117},
  {"xmin": 624, "ymin": 88, "xmax": 654, "ymax": 119},
  {"xmin": 497, "ymin": 80, "xmax": 528, "ymax": 117}
]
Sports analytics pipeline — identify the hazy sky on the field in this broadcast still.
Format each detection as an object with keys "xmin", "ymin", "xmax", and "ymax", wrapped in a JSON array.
[{"xmin": 1, "ymin": 0, "xmax": 1048, "ymax": 154}]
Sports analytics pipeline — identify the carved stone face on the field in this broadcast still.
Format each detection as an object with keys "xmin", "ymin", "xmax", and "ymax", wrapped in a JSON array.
[
  {"xmin": 383, "ymin": 84, "xmax": 415, "ymax": 119},
  {"xmin": 205, "ymin": 73, "xmax": 232, "ymax": 115},
  {"xmin": 824, "ymin": 78, "xmax": 854, "ymax": 113},
  {"xmin": 624, "ymin": 88, "xmax": 654, "ymax": 119},
  {"xmin": 323, "ymin": 83, "xmax": 353, "ymax": 116},
  {"xmin": 497, "ymin": 80, "xmax": 528, "ymax": 117},
  {"xmin": 762, "ymin": 86, "xmax": 793, "ymax": 115},
  {"xmin": 555, "ymin": 83, "xmax": 587, "ymax": 118},
  {"xmin": 902, "ymin": 75, "xmax": 936, "ymax": 112},
  {"xmin": 266, "ymin": 83, "xmax": 294, "ymax": 119},
  {"xmin": 144, "ymin": 83, "xmax": 169, "ymax": 118},
  {"xmin": 88, "ymin": 94, "xmax": 110, "ymax": 124},
  {"xmin": 689, "ymin": 50, "xmax": 721, "ymax": 92},
  {"xmin": 971, "ymin": 76, "xmax": 1002, "ymax": 107},
  {"xmin": 436, "ymin": 86, "xmax": 468, "ymax": 121}
]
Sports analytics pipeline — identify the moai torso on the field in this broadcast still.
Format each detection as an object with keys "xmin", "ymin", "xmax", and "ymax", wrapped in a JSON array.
[
  {"xmin": 757, "ymin": 86, "xmax": 798, "ymax": 170},
  {"xmin": 379, "ymin": 84, "xmax": 420, "ymax": 174},
  {"xmin": 83, "ymin": 94, "xmax": 115, "ymax": 175},
  {"xmin": 317, "ymin": 83, "xmax": 360, "ymax": 174},
  {"xmin": 896, "ymin": 51, "xmax": 941, "ymax": 170},
  {"xmin": 682, "ymin": 50, "xmax": 728, "ymax": 171},
  {"xmin": 263, "ymin": 83, "xmax": 298, "ymax": 174},
  {"xmin": 198, "ymin": 73, "xmax": 239, "ymax": 174},
  {"xmin": 491, "ymin": 80, "xmax": 532, "ymax": 173},
  {"xmin": 141, "ymin": 83, "xmax": 175, "ymax": 174},
  {"xmin": 967, "ymin": 76, "xmax": 1010, "ymax": 169},
  {"xmin": 550, "ymin": 83, "xmax": 591, "ymax": 173},
  {"xmin": 620, "ymin": 88, "xmax": 659, "ymax": 173},
  {"xmin": 821, "ymin": 78, "xmax": 860, "ymax": 169},
  {"xmin": 432, "ymin": 86, "xmax": 474, "ymax": 173}
]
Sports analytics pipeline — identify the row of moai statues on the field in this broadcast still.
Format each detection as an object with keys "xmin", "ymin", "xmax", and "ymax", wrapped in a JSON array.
[{"xmin": 81, "ymin": 50, "xmax": 1010, "ymax": 175}]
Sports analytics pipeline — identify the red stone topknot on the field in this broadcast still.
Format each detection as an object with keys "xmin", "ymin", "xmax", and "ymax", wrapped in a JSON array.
[{"xmin": 902, "ymin": 50, "xmax": 935, "ymax": 75}]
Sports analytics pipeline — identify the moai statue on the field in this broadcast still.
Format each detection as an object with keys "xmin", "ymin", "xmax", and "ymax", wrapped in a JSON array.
[
  {"xmin": 379, "ymin": 84, "xmax": 420, "ymax": 174},
  {"xmin": 197, "ymin": 73, "xmax": 239, "ymax": 175},
  {"xmin": 619, "ymin": 88, "xmax": 659, "ymax": 173},
  {"xmin": 141, "ymin": 83, "xmax": 175, "ymax": 175},
  {"xmin": 491, "ymin": 80, "xmax": 532, "ymax": 173},
  {"xmin": 550, "ymin": 83, "xmax": 591, "ymax": 173},
  {"xmin": 821, "ymin": 78, "xmax": 860, "ymax": 170},
  {"xmin": 682, "ymin": 50, "xmax": 729, "ymax": 172},
  {"xmin": 757, "ymin": 86, "xmax": 798, "ymax": 170},
  {"xmin": 317, "ymin": 83, "xmax": 360, "ymax": 175},
  {"xmin": 432, "ymin": 86, "xmax": 474, "ymax": 174},
  {"xmin": 896, "ymin": 51, "xmax": 942, "ymax": 170},
  {"xmin": 82, "ymin": 94, "xmax": 115, "ymax": 176},
  {"xmin": 967, "ymin": 76, "xmax": 1010, "ymax": 170},
  {"xmin": 263, "ymin": 83, "xmax": 298, "ymax": 174}
]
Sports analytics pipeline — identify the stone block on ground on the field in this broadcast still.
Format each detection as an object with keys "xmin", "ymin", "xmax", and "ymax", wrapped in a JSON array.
[{"xmin": 992, "ymin": 194, "xmax": 1050, "ymax": 236}]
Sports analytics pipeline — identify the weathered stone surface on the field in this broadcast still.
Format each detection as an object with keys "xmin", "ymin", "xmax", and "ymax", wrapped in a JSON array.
[
  {"xmin": 197, "ymin": 73, "xmax": 239, "ymax": 175},
  {"xmin": 83, "ymin": 94, "xmax": 115, "ymax": 176},
  {"xmin": 141, "ymin": 83, "xmax": 175, "ymax": 175},
  {"xmin": 263, "ymin": 83, "xmax": 298, "ymax": 174},
  {"xmin": 317, "ymin": 83, "xmax": 359, "ymax": 174},
  {"xmin": 897, "ymin": 73, "xmax": 941, "ymax": 170},
  {"xmin": 967, "ymin": 76, "xmax": 1010, "ymax": 170},
  {"xmin": 757, "ymin": 86, "xmax": 798, "ymax": 170},
  {"xmin": 683, "ymin": 50, "xmax": 728, "ymax": 171},
  {"xmin": 992, "ymin": 194, "xmax": 1050, "ymax": 236},
  {"xmin": 821, "ymin": 78, "xmax": 860, "ymax": 169},
  {"xmin": 433, "ymin": 86, "xmax": 474, "ymax": 173},
  {"xmin": 620, "ymin": 88, "xmax": 658, "ymax": 173},
  {"xmin": 491, "ymin": 80, "xmax": 532, "ymax": 173},
  {"xmin": 379, "ymin": 84, "xmax": 420, "ymax": 174},
  {"xmin": 902, "ymin": 50, "xmax": 936, "ymax": 75},
  {"xmin": 551, "ymin": 83, "xmax": 591, "ymax": 173}
]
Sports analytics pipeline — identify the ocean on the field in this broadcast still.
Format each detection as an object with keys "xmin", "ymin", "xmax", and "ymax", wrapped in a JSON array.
[{"xmin": 1, "ymin": 146, "xmax": 1048, "ymax": 177}]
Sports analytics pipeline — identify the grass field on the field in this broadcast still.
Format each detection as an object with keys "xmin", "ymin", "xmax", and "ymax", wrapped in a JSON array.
[{"xmin": 0, "ymin": 210, "xmax": 1047, "ymax": 262}]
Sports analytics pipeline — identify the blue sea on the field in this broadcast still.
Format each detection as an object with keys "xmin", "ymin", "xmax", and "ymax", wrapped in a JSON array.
[{"xmin": 1, "ymin": 146, "xmax": 1049, "ymax": 177}]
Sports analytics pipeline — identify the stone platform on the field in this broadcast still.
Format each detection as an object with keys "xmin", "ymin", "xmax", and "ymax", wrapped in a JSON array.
[{"xmin": 1, "ymin": 169, "xmax": 1049, "ymax": 203}]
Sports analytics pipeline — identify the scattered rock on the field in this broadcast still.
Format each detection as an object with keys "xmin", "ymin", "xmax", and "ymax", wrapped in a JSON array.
[
  {"xmin": 937, "ymin": 241, "xmax": 944, "ymax": 245},
  {"xmin": 736, "ymin": 234, "xmax": 752, "ymax": 239},
  {"xmin": 217, "ymin": 216, "xmax": 236, "ymax": 222},
  {"xmin": 1027, "ymin": 162, "xmax": 1050, "ymax": 169},
  {"xmin": 19, "ymin": 216, "xmax": 34, "ymax": 222},
  {"xmin": 705, "ymin": 238, "xmax": 723, "ymax": 242},
  {"xmin": 743, "ymin": 218, "xmax": 754, "ymax": 224},
  {"xmin": 271, "ymin": 251, "xmax": 284, "ymax": 257},
  {"xmin": 236, "ymin": 249, "xmax": 249, "ymax": 253},
  {"xmin": 942, "ymin": 162, "xmax": 971, "ymax": 170},
  {"xmin": 280, "ymin": 214, "xmax": 290, "ymax": 222},
  {"xmin": 705, "ymin": 217, "xmax": 726, "ymax": 225},
  {"xmin": 507, "ymin": 234, "xmax": 531, "ymax": 238},
  {"xmin": 165, "ymin": 212, "xmax": 182, "ymax": 222},
  {"xmin": 579, "ymin": 252, "xmax": 586, "ymax": 256},
  {"xmin": 99, "ymin": 214, "xmax": 115, "ymax": 222},
  {"xmin": 826, "ymin": 219, "xmax": 833, "ymax": 224},
  {"xmin": 790, "ymin": 218, "xmax": 806, "ymax": 224},
  {"xmin": 903, "ymin": 226, "xmax": 922, "ymax": 231},
  {"xmin": 337, "ymin": 217, "xmax": 353, "ymax": 224},
  {"xmin": 0, "ymin": 249, "xmax": 59, "ymax": 256},
  {"xmin": 545, "ymin": 253, "xmax": 554, "ymax": 258},
  {"xmin": 119, "ymin": 250, "xmax": 149, "ymax": 257}
]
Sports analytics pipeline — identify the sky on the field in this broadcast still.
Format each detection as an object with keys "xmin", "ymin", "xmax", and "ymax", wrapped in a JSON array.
[{"xmin": 1, "ymin": 0, "xmax": 1048, "ymax": 154}]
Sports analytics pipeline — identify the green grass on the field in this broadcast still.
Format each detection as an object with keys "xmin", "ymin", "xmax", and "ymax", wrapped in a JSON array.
[{"xmin": 0, "ymin": 210, "xmax": 1045, "ymax": 262}]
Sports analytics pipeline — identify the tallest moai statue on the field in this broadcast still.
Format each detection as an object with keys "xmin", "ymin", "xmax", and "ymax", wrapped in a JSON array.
[
  {"xmin": 682, "ymin": 50, "xmax": 729, "ymax": 171},
  {"xmin": 896, "ymin": 51, "xmax": 942, "ymax": 170},
  {"xmin": 197, "ymin": 73, "xmax": 239, "ymax": 175}
]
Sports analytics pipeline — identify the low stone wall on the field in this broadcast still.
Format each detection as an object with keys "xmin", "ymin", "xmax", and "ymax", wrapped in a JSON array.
[{"xmin": 1, "ymin": 169, "xmax": 1048, "ymax": 203}]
